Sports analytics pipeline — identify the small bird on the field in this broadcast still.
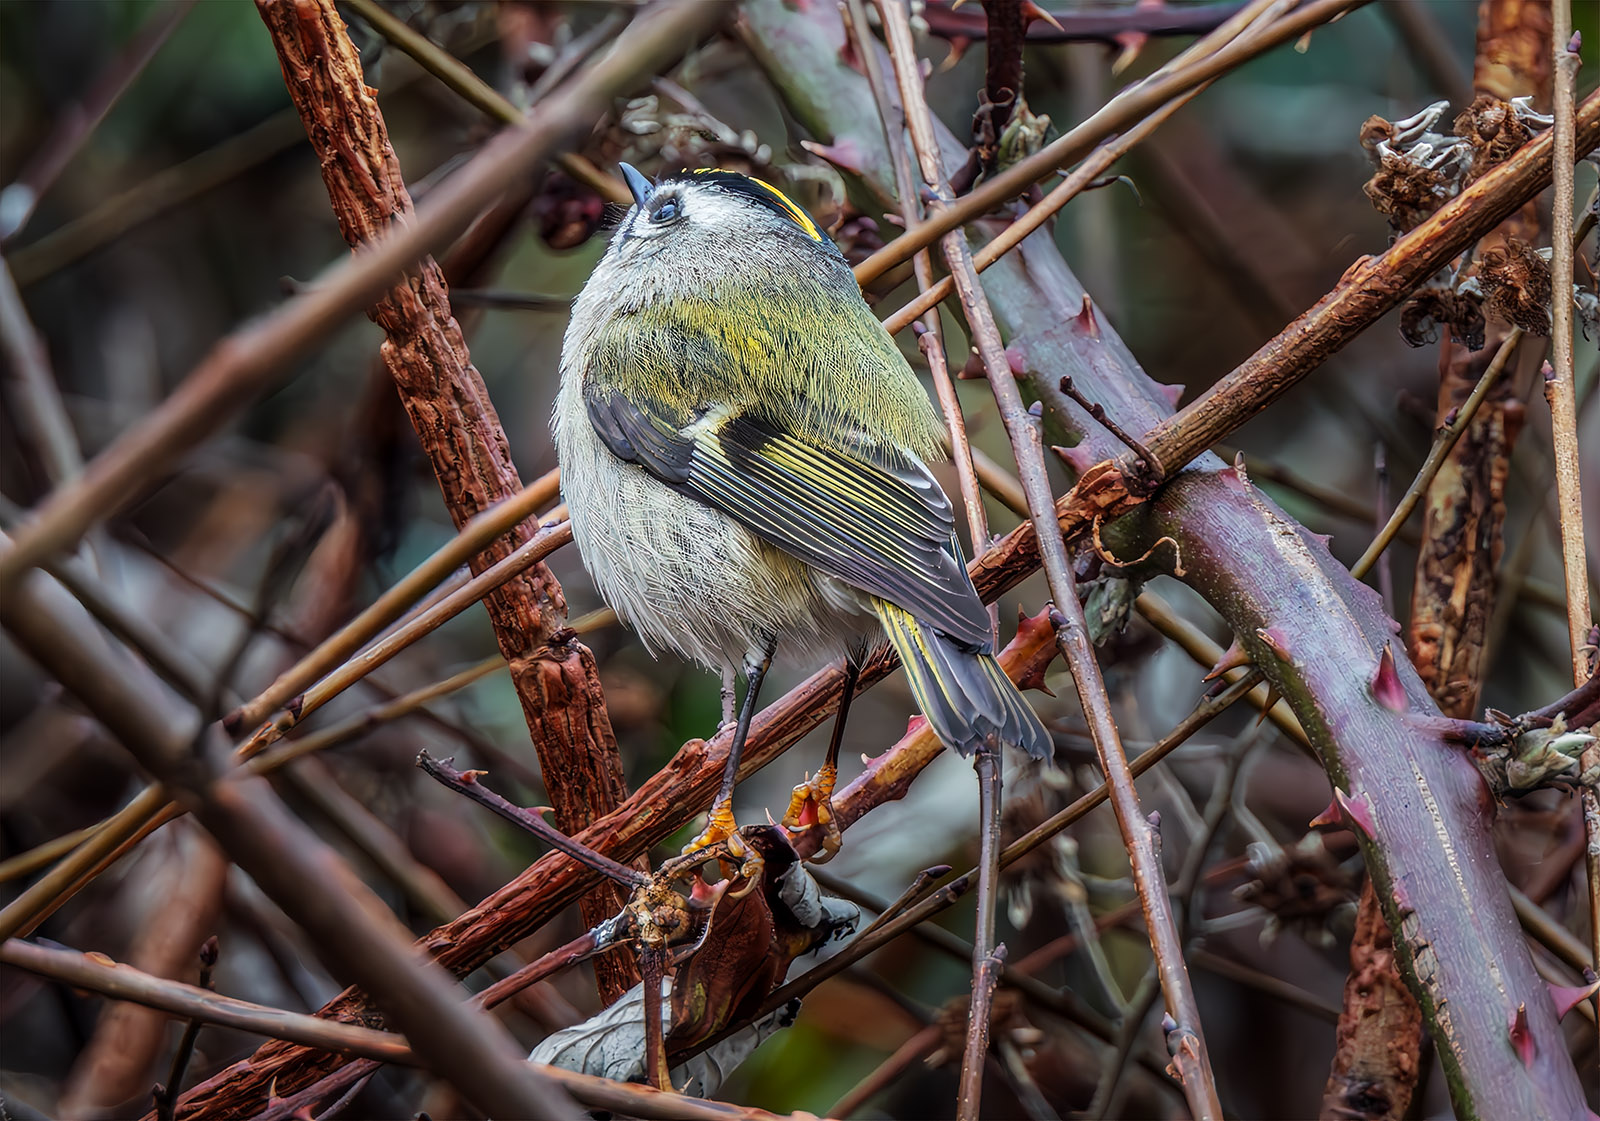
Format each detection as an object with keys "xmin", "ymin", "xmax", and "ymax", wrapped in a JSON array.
[{"xmin": 555, "ymin": 165, "xmax": 1051, "ymax": 865}]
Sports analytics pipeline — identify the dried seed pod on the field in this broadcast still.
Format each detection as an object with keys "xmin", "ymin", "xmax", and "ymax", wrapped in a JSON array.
[
  {"xmin": 1477, "ymin": 238, "xmax": 1553, "ymax": 335},
  {"xmin": 1453, "ymin": 95, "xmax": 1534, "ymax": 184}
]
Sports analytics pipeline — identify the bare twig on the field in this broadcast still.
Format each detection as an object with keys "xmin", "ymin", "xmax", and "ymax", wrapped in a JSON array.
[
  {"xmin": 0, "ymin": 0, "xmax": 729, "ymax": 600},
  {"xmin": 0, "ymin": 937, "xmax": 418, "ymax": 1065},
  {"xmin": 1546, "ymin": 4, "xmax": 1598, "ymax": 1035},
  {"xmin": 959, "ymin": 751, "xmax": 1004, "ymax": 1116},
  {"xmin": 339, "ymin": 0, "xmax": 625, "ymax": 203},
  {"xmin": 1059, "ymin": 376, "xmax": 1161, "ymax": 475},
  {"xmin": 1352, "ymin": 329, "xmax": 1523, "ymax": 579},
  {"xmin": 1373, "ymin": 443, "xmax": 1394, "ymax": 616},
  {"xmin": 0, "ymin": 260, "xmax": 82, "ymax": 485},
  {"xmin": 474, "ymin": 929, "xmax": 608, "ymax": 1011},
  {"xmin": 0, "ymin": 0, "xmax": 197, "ymax": 242},
  {"xmin": 0, "ymin": 784, "xmax": 170, "ymax": 942},
  {"xmin": 854, "ymin": 0, "xmax": 1364, "ymax": 287},
  {"xmin": 417, "ymin": 751, "xmax": 648, "ymax": 888},
  {"xmin": 871, "ymin": 6, "xmax": 1044, "ymax": 1113},
  {"xmin": 1090, "ymin": 728, "xmax": 1253, "ymax": 1115},
  {"xmin": 151, "ymin": 935, "xmax": 219, "ymax": 1121}
]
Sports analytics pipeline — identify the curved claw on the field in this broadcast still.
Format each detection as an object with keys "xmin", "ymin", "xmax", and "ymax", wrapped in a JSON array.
[
  {"xmin": 661, "ymin": 801, "xmax": 767, "ymax": 894},
  {"xmin": 780, "ymin": 764, "xmax": 843, "ymax": 862}
]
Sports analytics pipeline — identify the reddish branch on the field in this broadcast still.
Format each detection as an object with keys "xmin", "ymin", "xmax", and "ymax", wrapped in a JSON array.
[
  {"xmin": 1323, "ymin": 7, "xmax": 1555, "ymax": 1118},
  {"xmin": 745, "ymin": 0, "xmax": 1590, "ymax": 1114},
  {"xmin": 0, "ymin": 562, "xmax": 573, "ymax": 1119},
  {"xmin": 167, "ymin": 616, "xmax": 1058, "ymax": 1117},
  {"xmin": 1138, "ymin": 85, "xmax": 1600, "ymax": 477},
  {"xmin": 255, "ymin": 0, "xmax": 638, "ymax": 999}
]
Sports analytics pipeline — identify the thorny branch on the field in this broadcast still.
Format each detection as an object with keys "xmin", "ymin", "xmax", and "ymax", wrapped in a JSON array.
[
  {"xmin": 877, "ymin": 2, "xmax": 1219, "ymax": 1117},
  {"xmin": 12, "ymin": 4, "xmax": 1600, "ymax": 1113},
  {"xmin": 746, "ymin": 0, "xmax": 1592, "ymax": 1113}
]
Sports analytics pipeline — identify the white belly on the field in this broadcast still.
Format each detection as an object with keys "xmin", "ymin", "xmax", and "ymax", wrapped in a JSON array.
[{"xmin": 556, "ymin": 384, "xmax": 875, "ymax": 672}]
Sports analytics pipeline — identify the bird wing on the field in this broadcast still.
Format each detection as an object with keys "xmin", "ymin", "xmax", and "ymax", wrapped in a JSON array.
[{"xmin": 584, "ymin": 385, "xmax": 992, "ymax": 650}]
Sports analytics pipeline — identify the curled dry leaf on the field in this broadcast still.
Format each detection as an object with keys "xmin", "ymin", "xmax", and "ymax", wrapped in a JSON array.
[{"xmin": 530, "ymin": 826, "xmax": 858, "ymax": 1096}]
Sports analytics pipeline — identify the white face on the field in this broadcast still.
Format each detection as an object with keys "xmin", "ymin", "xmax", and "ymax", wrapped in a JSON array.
[
  {"xmin": 612, "ymin": 181, "xmax": 770, "ymax": 253},
  {"xmin": 579, "ymin": 172, "xmax": 848, "ymax": 313}
]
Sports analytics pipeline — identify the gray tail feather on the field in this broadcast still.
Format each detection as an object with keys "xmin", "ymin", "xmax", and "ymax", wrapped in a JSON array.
[{"xmin": 877, "ymin": 600, "xmax": 1053, "ymax": 761}]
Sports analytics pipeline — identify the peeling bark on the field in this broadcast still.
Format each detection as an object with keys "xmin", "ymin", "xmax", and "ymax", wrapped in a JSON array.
[{"xmin": 254, "ymin": 0, "xmax": 638, "ymax": 1001}]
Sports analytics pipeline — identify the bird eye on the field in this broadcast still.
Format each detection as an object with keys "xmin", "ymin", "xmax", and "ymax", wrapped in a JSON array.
[{"xmin": 650, "ymin": 199, "xmax": 680, "ymax": 223}]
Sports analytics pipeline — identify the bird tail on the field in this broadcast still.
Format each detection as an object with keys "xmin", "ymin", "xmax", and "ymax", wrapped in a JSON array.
[{"xmin": 875, "ymin": 600, "xmax": 1052, "ymax": 761}]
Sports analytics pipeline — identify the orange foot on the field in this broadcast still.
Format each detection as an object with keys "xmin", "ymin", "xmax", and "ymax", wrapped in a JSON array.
[
  {"xmin": 780, "ymin": 763, "xmax": 841, "ymax": 862},
  {"xmin": 663, "ymin": 799, "xmax": 763, "ymax": 894}
]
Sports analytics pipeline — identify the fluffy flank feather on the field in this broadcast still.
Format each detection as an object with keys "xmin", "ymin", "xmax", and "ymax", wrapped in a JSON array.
[{"xmin": 874, "ymin": 601, "xmax": 1053, "ymax": 761}]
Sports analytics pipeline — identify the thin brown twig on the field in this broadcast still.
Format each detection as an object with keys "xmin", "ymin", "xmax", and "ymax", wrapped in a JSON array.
[
  {"xmin": 1546, "ymin": 2, "xmax": 1598, "ymax": 1036},
  {"xmin": 855, "ymin": 0, "xmax": 1363, "ymax": 288},
  {"xmin": 151, "ymin": 935, "xmax": 218, "ymax": 1121},
  {"xmin": 0, "ymin": 937, "xmax": 418, "ymax": 1065},
  {"xmin": 0, "ymin": 0, "xmax": 729, "ymax": 600},
  {"xmin": 870, "ymin": 7, "xmax": 1017, "ymax": 1112},
  {"xmin": 339, "ymin": 0, "xmax": 626, "ymax": 203},
  {"xmin": 841, "ymin": 0, "xmax": 992, "ymax": 635},
  {"xmin": 0, "ymin": 784, "xmax": 169, "ymax": 942},
  {"xmin": 1090, "ymin": 726, "xmax": 1254, "ymax": 1115},
  {"xmin": 1352, "ymin": 329, "xmax": 1522, "ymax": 580},
  {"xmin": 0, "ymin": 260, "xmax": 83, "ymax": 485},
  {"xmin": 960, "ymin": 753, "xmax": 1005, "ymax": 1112},
  {"xmin": 877, "ymin": 6, "xmax": 1220, "ymax": 1115},
  {"xmin": 828, "ymin": 1024, "xmax": 941, "ymax": 1118},
  {"xmin": 0, "ymin": 0, "xmax": 197, "ymax": 243},
  {"xmin": 417, "ymin": 751, "xmax": 648, "ymax": 888},
  {"xmin": 1059, "ymin": 375, "xmax": 1161, "ymax": 475}
]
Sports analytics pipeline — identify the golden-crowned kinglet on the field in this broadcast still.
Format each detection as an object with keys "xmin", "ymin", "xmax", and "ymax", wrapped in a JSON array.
[{"xmin": 555, "ymin": 166, "xmax": 1051, "ymax": 862}]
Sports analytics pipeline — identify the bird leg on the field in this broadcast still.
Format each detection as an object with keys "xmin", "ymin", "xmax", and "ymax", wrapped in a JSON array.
[
  {"xmin": 719, "ymin": 664, "xmax": 737, "ymax": 732},
  {"xmin": 781, "ymin": 659, "xmax": 858, "ymax": 862},
  {"xmin": 672, "ymin": 637, "xmax": 776, "ymax": 886}
]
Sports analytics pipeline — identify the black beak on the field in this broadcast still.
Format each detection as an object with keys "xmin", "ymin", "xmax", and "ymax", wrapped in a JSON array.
[{"xmin": 620, "ymin": 163, "xmax": 652, "ymax": 207}]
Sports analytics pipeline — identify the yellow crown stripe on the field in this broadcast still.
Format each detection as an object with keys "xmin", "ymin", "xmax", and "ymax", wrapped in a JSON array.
[
  {"xmin": 691, "ymin": 167, "xmax": 823, "ymax": 241},
  {"xmin": 748, "ymin": 177, "xmax": 823, "ymax": 241}
]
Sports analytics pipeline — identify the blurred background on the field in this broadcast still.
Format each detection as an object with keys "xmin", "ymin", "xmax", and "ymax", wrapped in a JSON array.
[{"xmin": 1, "ymin": 1, "xmax": 1597, "ymax": 1118}]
